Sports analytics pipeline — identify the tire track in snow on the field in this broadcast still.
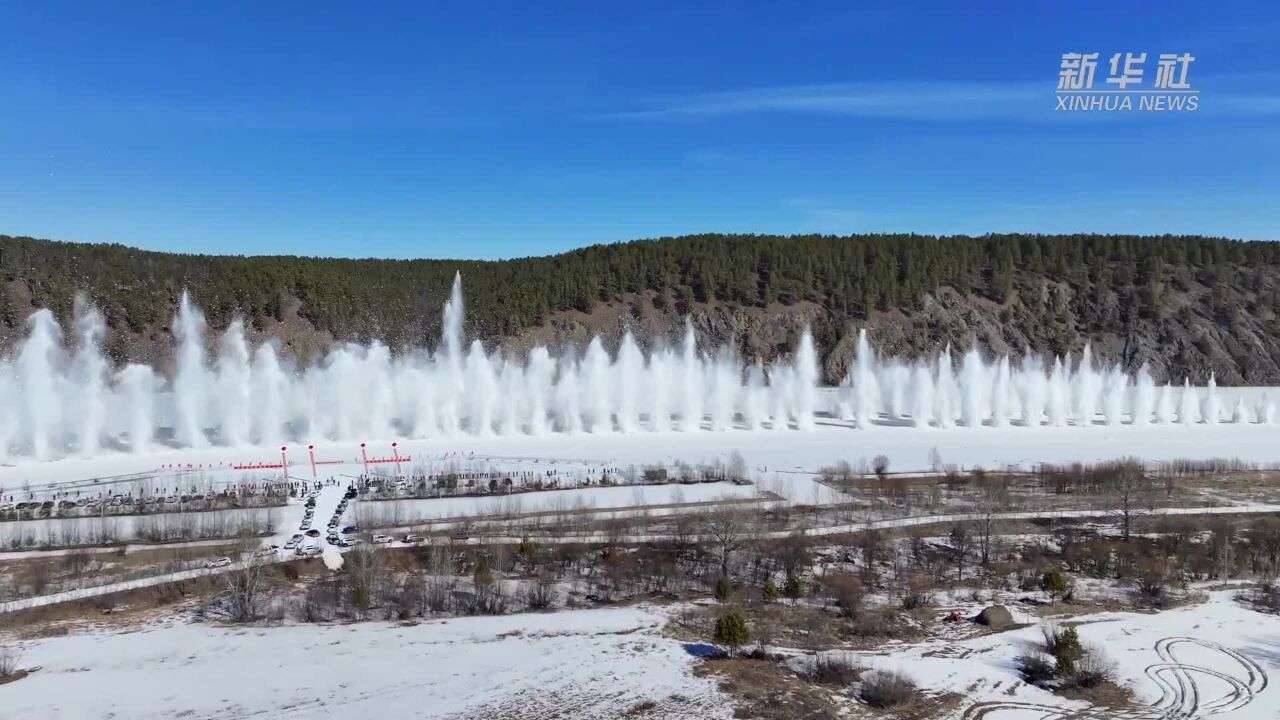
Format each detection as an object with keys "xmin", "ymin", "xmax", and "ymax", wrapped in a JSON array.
[{"xmin": 961, "ymin": 638, "xmax": 1268, "ymax": 720}]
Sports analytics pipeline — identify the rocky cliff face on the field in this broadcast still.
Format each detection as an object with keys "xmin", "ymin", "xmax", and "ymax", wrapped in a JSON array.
[
  {"xmin": 501, "ymin": 278, "xmax": 1280, "ymax": 387},
  {"xmin": 4, "ymin": 278, "xmax": 1278, "ymax": 387}
]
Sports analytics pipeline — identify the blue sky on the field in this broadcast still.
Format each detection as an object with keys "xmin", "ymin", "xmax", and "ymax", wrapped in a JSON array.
[{"xmin": 1, "ymin": 1, "xmax": 1278, "ymax": 259}]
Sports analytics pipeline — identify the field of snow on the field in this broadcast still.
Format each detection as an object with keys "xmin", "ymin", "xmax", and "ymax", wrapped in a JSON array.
[
  {"xmin": 850, "ymin": 591, "xmax": 1279, "ymax": 719},
  {"xmin": 1, "ymin": 606, "xmax": 729, "ymax": 720},
  {"xmin": 3, "ymin": 418, "xmax": 1279, "ymax": 505},
  {"xmin": 6, "ymin": 591, "xmax": 1276, "ymax": 719}
]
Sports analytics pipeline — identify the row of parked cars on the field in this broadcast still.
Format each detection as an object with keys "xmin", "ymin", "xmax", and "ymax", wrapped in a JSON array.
[
  {"xmin": 282, "ymin": 489, "xmax": 324, "ymax": 554},
  {"xmin": 321, "ymin": 486, "xmax": 361, "ymax": 548}
]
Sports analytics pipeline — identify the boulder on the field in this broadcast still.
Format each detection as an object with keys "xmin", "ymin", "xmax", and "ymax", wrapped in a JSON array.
[{"xmin": 975, "ymin": 604, "xmax": 1014, "ymax": 629}]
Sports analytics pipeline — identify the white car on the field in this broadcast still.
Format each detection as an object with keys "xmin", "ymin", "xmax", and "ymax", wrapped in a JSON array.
[
  {"xmin": 300, "ymin": 545, "xmax": 323, "ymax": 556},
  {"xmin": 255, "ymin": 546, "xmax": 279, "ymax": 557},
  {"xmin": 204, "ymin": 556, "xmax": 232, "ymax": 569},
  {"xmin": 372, "ymin": 534, "xmax": 394, "ymax": 544},
  {"xmin": 402, "ymin": 534, "xmax": 423, "ymax": 544}
]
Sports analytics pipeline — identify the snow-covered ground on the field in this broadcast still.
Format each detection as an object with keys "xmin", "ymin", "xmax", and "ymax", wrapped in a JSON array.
[
  {"xmin": 1, "ymin": 606, "xmax": 729, "ymax": 720},
  {"xmin": 5, "ymin": 592, "xmax": 1276, "ymax": 719},
  {"xmin": 850, "ymin": 591, "xmax": 1279, "ymax": 719}
]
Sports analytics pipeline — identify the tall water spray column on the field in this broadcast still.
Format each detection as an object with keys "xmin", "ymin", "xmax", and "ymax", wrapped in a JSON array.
[
  {"xmin": 215, "ymin": 319, "xmax": 252, "ymax": 445},
  {"xmin": 16, "ymin": 310, "xmax": 64, "ymax": 460},
  {"xmin": 437, "ymin": 272, "xmax": 465, "ymax": 434},
  {"xmin": 117, "ymin": 364, "xmax": 156, "ymax": 452},
  {"xmin": 792, "ymin": 328, "xmax": 819, "ymax": 431},
  {"xmin": 527, "ymin": 347, "xmax": 555, "ymax": 435},
  {"xmin": 934, "ymin": 345, "xmax": 958, "ymax": 429},
  {"xmin": 72, "ymin": 296, "xmax": 108, "ymax": 455},
  {"xmin": 251, "ymin": 342, "xmax": 288, "ymax": 443},
  {"xmin": 679, "ymin": 321, "xmax": 703, "ymax": 431},
  {"xmin": 991, "ymin": 356, "xmax": 1012, "ymax": 427},
  {"xmin": 615, "ymin": 332, "xmax": 644, "ymax": 432},
  {"xmin": 1132, "ymin": 364, "xmax": 1156, "ymax": 426},
  {"xmin": 1202, "ymin": 373, "xmax": 1223, "ymax": 425},
  {"xmin": 959, "ymin": 346, "xmax": 988, "ymax": 428},
  {"xmin": 1178, "ymin": 378, "xmax": 1201, "ymax": 424},
  {"xmin": 173, "ymin": 291, "xmax": 209, "ymax": 448},
  {"xmin": 582, "ymin": 337, "xmax": 614, "ymax": 432},
  {"xmin": 852, "ymin": 329, "xmax": 879, "ymax": 428}
]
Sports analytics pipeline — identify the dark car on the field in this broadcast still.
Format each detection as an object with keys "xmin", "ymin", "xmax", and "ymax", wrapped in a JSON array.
[
  {"xmin": 305, "ymin": 528, "xmax": 320, "ymax": 537},
  {"xmin": 341, "ymin": 525, "xmax": 359, "ymax": 534}
]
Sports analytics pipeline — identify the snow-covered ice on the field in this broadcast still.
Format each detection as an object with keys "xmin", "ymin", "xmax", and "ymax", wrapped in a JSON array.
[{"xmin": 2, "ymin": 605, "xmax": 729, "ymax": 720}]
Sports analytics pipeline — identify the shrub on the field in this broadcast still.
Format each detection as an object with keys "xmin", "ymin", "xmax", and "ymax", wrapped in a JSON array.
[
  {"xmin": 805, "ymin": 653, "xmax": 861, "ymax": 687},
  {"xmin": 714, "ymin": 575, "xmax": 735, "ymax": 602},
  {"xmin": 0, "ymin": 647, "xmax": 17, "ymax": 678},
  {"xmin": 714, "ymin": 612, "xmax": 750, "ymax": 652},
  {"xmin": 517, "ymin": 537, "xmax": 539, "ymax": 564},
  {"xmin": 1041, "ymin": 568, "xmax": 1072, "ymax": 603},
  {"xmin": 858, "ymin": 669, "xmax": 919, "ymax": 708},
  {"xmin": 1135, "ymin": 566, "xmax": 1169, "ymax": 607},
  {"xmin": 826, "ymin": 573, "xmax": 865, "ymax": 618},
  {"xmin": 783, "ymin": 573, "xmax": 804, "ymax": 601},
  {"xmin": 901, "ymin": 577, "xmax": 934, "ymax": 610},
  {"xmin": 1043, "ymin": 624, "xmax": 1084, "ymax": 674},
  {"xmin": 522, "ymin": 579, "xmax": 556, "ymax": 610},
  {"xmin": 762, "ymin": 578, "xmax": 779, "ymax": 603},
  {"xmin": 1063, "ymin": 646, "xmax": 1116, "ymax": 689},
  {"xmin": 1016, "ymin": 652, "xmax": 1056, "ymax": 684}
]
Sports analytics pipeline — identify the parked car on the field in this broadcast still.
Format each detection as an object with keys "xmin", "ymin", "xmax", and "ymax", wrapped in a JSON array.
[
  {"xmin": 305, "ymin": 528, "xmax": 320, "ymax": 537},
  {"xmin": 204, "ymin": 556, "xmax": 232, "ymax": 569}
]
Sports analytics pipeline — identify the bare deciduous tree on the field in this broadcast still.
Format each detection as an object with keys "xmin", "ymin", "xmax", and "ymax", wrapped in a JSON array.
[
  {"xmin": 702, "ymin": 506, "xmax": 752, "ymax": 578},
  {"xmin": 949, "ymin": 523, "xmax": 972, "ymax": 580},
  {"xmin": 346, "ymin": 543, "xmax": 387, "ymax": 617},
  {"xmin": 1107, "ymin": 459, "xmax": 1151, "ymax": 542},
  {"xmin": 0, "ymin": 646, "xmax": 18, "ymax": 678},
  {"xmin": 223, "ymin": 555, "xmax": 269, "ymax": 623}
]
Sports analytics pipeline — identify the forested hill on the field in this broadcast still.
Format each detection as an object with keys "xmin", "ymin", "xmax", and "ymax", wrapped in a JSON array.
[{"xmin": 2, "ymin": 233, "xmax": 1279, "ymax": 384}]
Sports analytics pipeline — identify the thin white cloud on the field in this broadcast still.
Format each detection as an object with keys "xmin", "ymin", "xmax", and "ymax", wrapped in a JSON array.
[
  {"xmin": 595, "ymin": 80, "xmax": 1280, "ymax": 122},
  {"xmin": 597, "ymin": 82, "xmax": 1045, "ymax": 121}
]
